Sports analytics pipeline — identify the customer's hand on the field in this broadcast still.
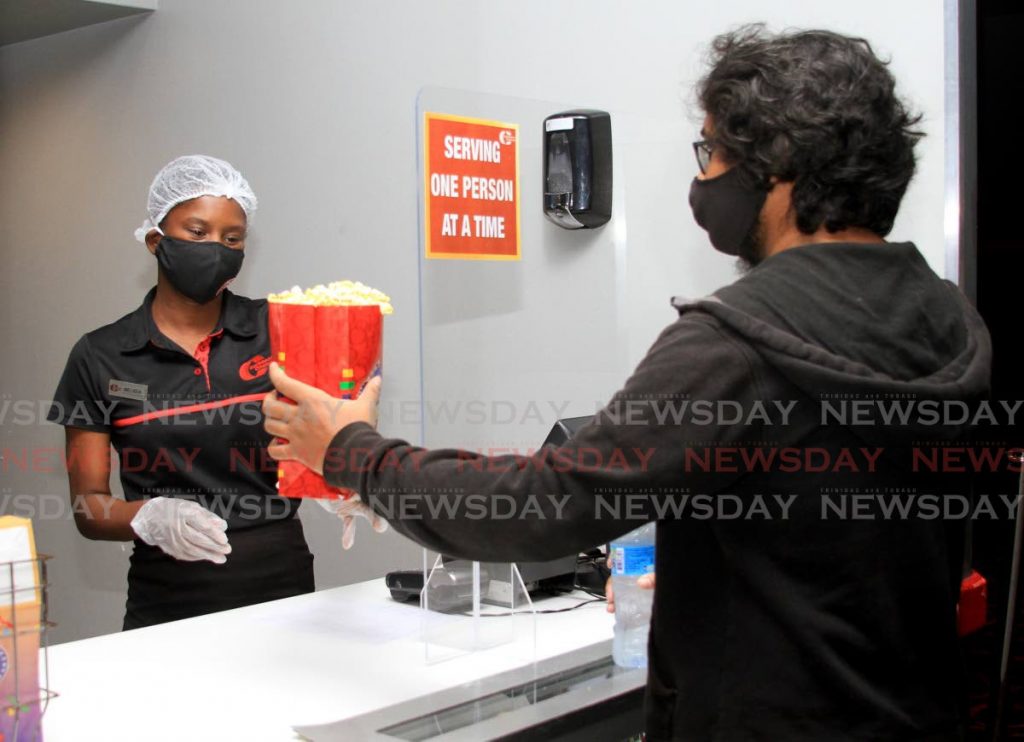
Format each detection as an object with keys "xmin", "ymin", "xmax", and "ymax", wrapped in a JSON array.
[
  {"xmin": 316, "ymin": 495, "xmax": 389, "ymax": 550},
  {"xmin": 130, "ymin": 497, "xmax": 231, "ymax": 564},
  {"xmin": 605, "ymin": 555, "xmax": 656, "ymax": 613},
  {"xmin": 264, "ymin": 363, "xmax": 381, "ymax": 475}
]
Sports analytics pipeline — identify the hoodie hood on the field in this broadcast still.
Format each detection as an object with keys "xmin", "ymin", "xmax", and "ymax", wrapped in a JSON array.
[{"xmin": 672, "ymin": 242, "xmax": 992, "ymax": 443}]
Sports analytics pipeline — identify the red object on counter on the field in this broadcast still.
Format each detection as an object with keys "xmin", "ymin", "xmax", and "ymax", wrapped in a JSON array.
[
  {"xmin": 958, "ymin": 569, "xmax": 987, "ymax": 637},
  {"xmin": 267, "ymin": 302, "xmax": 383, "ymax": 499}
]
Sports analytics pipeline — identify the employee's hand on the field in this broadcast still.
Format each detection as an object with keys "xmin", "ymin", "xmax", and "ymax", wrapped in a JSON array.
[
  {"xmin": 130, "ymin": 497, "xmax": 231, "ymax": 564},
  {"xmin": 605, "ymin": 556, "xmax": 655, "ymax": 614},
  {"xmin": 315, "ymin": 495, "xmax": 389, "ymax": 550},
  {"xmin": 263, "ymin": 363, "xmax": 382, "ymax": 475}
]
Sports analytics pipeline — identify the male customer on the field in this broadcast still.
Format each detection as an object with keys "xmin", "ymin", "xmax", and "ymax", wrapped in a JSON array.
[{"xmin": 265, "ymin": 26, "xmax": 991, "ymax": 741}]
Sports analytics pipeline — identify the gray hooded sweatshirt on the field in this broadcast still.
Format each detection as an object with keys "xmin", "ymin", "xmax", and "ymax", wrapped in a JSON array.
[{"xmin": 328, "ymin": 241, "xmax": 993, "ymax": 741}]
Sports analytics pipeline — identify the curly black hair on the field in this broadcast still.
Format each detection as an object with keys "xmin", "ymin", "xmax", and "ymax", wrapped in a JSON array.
[{"xmin": 698, "ymin": 24, "xmax": 923, "ymax": 237}]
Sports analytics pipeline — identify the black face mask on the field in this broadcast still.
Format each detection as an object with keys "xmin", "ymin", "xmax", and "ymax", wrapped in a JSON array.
[
  {"xmin": 155, "ymin": 236, "xmax": 244, "ymax": 304},
  {"xmin": 688, "ymin": 167, "xmax": 768, "ymax": 257}
]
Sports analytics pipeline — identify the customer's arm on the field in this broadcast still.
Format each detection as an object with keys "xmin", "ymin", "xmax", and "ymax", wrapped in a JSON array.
[{"xmin": 266, "ymin": 313, "xmax": 765, "ymax": 562}]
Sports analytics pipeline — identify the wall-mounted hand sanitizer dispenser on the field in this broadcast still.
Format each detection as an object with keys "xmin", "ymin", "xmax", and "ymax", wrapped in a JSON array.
[{"xmin": 543, "ymin": 110, "xmax": 612, "ymax": 229}]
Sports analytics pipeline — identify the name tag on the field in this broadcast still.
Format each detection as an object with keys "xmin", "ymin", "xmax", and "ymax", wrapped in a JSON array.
[{"xmin": 108, "ymin": 379, "xmax": 148, "ymax": 401}]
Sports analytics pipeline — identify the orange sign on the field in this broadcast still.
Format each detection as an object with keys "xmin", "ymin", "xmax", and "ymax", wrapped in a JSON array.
[{"xmin": 424, "ymin": 112, "xmax": 520, "ymax": 260}]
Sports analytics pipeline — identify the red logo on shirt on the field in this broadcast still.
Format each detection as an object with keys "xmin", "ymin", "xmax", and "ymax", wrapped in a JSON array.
[{"xmin": 240, "ymin": 355, "xmax": 271, "ymax": 381}]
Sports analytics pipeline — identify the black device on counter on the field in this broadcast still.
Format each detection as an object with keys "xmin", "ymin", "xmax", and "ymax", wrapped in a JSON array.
[
  {"xmin": 543, "ymin": 110, "xmax": 612, "ymax": 229},
  {"xmin": 384, "ymin": 416, "xmax": 594, "ymax": 604},
  {"xmin": 385, "ymin": 570, "xmax": 423, "ymax": 603},
  {"xmin": 387, "ymin": 566, "xmax": 481, "ymax": 611}
]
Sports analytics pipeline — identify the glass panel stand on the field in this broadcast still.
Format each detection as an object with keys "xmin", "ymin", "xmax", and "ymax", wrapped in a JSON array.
[{"xmin": 421, "ymin": 551, "xmax": 536, "ymax": 665}]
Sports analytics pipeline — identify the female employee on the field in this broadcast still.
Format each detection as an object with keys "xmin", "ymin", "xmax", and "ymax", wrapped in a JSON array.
[{"xmin": 48, "ymin": 155, "xmax": 317, "ymax": 629}]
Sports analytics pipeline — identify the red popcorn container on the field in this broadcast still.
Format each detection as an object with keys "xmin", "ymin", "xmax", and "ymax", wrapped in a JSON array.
[
  {"xmin": 316, "ymin": 305, "xmax": 383, "ymax": 499},
  {"xmin": 267, "ymin": 298, "xmax": 384, "ymax": 500},
  {"xmin": 267, "ymin": 301, "xmax": 340, "ymax": 500},
  {"xmin": 315, "ymin": 305, "xmax": 383, "ymax": 400}
]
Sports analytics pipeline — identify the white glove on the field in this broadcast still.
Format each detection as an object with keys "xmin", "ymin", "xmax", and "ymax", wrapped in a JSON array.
[
  {"xmin": 316, "ymin": 495, "xmax": 388, "ymax": 550},
  {"xmin": 130, "ymin": 497, "xmax": 232, "ymax": 564}
]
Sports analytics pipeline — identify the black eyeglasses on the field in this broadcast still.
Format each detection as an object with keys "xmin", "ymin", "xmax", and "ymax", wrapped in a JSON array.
[{"xmin": 693, "ymin": 140, "xmax": 713, "ymax": 175}]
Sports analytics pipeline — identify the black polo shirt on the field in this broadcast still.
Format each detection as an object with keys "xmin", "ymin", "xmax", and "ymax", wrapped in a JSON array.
[{"xmin": 48, "ymin": 287, "xmax": 300, "ymax": 530}]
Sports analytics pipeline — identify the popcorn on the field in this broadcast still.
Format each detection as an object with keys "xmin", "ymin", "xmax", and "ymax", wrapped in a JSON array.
[
  {"xmin": 267, "ymin": 285, "xmax": 315, "ymax": 305},
  {"xmin": 268, "ymin": 280, "xmax": 393, "ymax": 314}
]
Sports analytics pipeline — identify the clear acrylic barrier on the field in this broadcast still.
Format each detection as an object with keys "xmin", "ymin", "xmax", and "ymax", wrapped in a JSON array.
[
  {"xmin": 416, "ymin": 86, "xmax": 634, "ymax": 454},
  {"xmin": 414, "ymin": 87, "xmax": 696, "ymax": 667},
  {"xmin": 421, "ymin": 551, "xmax": 536, "ymax": 665}
]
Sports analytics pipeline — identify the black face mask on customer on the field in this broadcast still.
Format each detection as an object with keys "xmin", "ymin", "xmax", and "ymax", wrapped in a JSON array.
[
  {"xmin": 688, "ymin": 167, "xmax": 768, "ymax": 257},
  {"xmin": 155, "ymin": 236, "xmax": 244, "ymax": 304}
]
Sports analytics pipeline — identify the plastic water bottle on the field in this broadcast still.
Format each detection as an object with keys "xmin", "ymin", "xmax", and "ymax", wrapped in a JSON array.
[{"xmin": 611, "ymin": 522, "xmax": 656, "ymax": 669}]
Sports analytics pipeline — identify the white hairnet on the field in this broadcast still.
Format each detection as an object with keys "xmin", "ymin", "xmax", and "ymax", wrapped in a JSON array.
[{"xmin": 134, "ymin": 155, "xmax": 258, "ymax": 242}]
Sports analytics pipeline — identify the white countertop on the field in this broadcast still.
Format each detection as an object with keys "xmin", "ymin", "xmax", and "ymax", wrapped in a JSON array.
[{"xmin": 41, "ymin": 579, "xmax": 614, "ymax": 741}]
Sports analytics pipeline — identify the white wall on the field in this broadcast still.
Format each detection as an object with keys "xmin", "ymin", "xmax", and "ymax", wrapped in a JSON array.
[{"xmin": 0, "ymin": 0, "xmax": 948, "ymax": 643}]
